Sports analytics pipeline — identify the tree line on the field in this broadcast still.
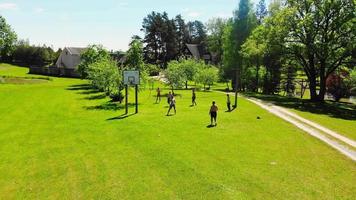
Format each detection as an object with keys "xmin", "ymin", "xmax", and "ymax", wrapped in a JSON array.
[
  {"xmin": 2, "ymin": 0, "xmax": 356, "ymax": 102},
  {"xmin": 1, "ymin": 16, "xmax": 60, "ymax": 66}
]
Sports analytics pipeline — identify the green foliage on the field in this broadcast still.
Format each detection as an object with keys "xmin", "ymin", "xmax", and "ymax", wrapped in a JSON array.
[
  {"xmin": 141, "ymin": 12, "xmax": 178, "ymax": 67},
  {"xmin": 87, "ymin": 57, "xmax": 122, "ymax": 96},
  {"xmin": 0, "ymin": 15, "xmax": 17, "ymax": 61},
  {"xmin": 195, "ymin": 66, "xmax": 219, "ymax": 90},
  {"xmin": 206, "ymin": 18, "xmax": 227, "ymax": 64},
  {"xmin": 77, "ymin": 44, "xmax": 110, "ymax": 78},
  {"xmin": 12, "ymin": 40, "xmax": 59, "ymax": 66},
  {"xmin": 282, "ymin": 0, "xmax": 356, "ymax": 101},
  {"xmin": 125, "ymin": 39, "xmax": 149, "ymax": 86},
  {"xmin": 222, "ymin": 0, "xmax": 257, "ymax": 88},
  {"xmin": 145, "ymin": 63, "xmax": 161, "ymax": 76},
  {"xmin": 165, "ymin": 60, "xmax": 185, "ymax": 89},
  {"xmin": 125, "ymin": 39, "xmax": 145, "ymax": 70},
  {"xmin": 187, "ymin": 20, "xmax": 207, "ymax": 44}
]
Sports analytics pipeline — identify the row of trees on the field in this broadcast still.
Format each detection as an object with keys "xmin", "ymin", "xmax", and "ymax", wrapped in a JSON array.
[
  {"xmin": 77, "ymin": 39, "xmax": 151, "ymax": 102},
  {"xmin": 165, "ymin": 59, "xmax": 219, "ymax": 91},
  {"xmin": 1, "ymin": 16, "xmax": 60, "ymax": 66},
  {"xmin": 219, "ymin": 0, "xmax": 355, "ymax": 102}
]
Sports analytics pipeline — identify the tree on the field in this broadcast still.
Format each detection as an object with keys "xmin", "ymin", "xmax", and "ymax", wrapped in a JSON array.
[
  {"xmin": 165, "ymin": 61, "xmax": 185, "ymax": 91},
  {"xmin": 175, "ymin": 15, "xmax": 189, "ymax": 58},
  {"xmin": 0, "ymin": 16, "xmax": 17, "ymax": 61},
  {"xmin": 283, "ymin": 0, "xmax": 356, "ymax": 101},
  {"xmin": 125, "ymin": 39, "xmax": 144, "ymax": 70},
  {"xmin": 206, "ymin": 18, "xmax": 227, "ymax": 65},
  {"xmin": 187, "ymin": 20, "xmax": 207, "ymax": 44},
  {"xmin": 87, "ymin": 57, "xmax": 122, "ymax": 97},
  {"xmin": 229, "ymin": 0, "xmax": 256, "ymax": 105},
  {"xmin": 141, "ymin": 12, "xmax": 178, "ymax": 67},
  {"xmin": 77, "ymin": 45, "xmax": 110, "ymax": 78},
  {"xmin": 241, "ymin": 26, "xmax": 266, "ymax": 92},
  {"xmin": 195, "ymin": 66, "xmax": 219, "ymax": 90},
  {"xmin": 180, "ymin": 59, "xmax": 200, "ymax": 89},
  {"xmin": 125, "ymin": 39, "xmax": 148, "ymax": 84}
]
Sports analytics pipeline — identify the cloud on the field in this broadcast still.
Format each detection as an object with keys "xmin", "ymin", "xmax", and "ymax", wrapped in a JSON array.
[
  {"xmin": 215, "ymin": 12, "xmax": 232, "ymax": 19},
  {"xmin": 0, "ymin": 2, "xmax": 18, "ymax": 10},
  {"xmin": 118, "ymin": 2, "xmax": 128, "ymax": 7},
  {"xmin": 34, "ymin": 7, "xmax": 45, "ymax": 13},
  {"xmin": 182, "ymin": 8, "xmax": 203, "ymax": 18}
]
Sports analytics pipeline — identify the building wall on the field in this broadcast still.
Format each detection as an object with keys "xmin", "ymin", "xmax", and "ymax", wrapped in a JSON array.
[{"xmin": 56, "ymin": 48, "xmax": 81, "ymax": 70}]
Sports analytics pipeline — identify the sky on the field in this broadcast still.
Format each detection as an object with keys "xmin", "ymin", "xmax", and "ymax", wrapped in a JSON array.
[{"xmin": 0, "ymin": 0, "xmax": 264, "ymax": 51}]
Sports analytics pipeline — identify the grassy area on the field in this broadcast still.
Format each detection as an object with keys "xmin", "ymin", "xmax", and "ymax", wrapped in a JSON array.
[
  {"xmin": 0, "ymin": 64, "xmax": 355, "ymax": 199},
  {"xmin": 247, "ymin": 93, "xmax": 356, "ymax": 140}
]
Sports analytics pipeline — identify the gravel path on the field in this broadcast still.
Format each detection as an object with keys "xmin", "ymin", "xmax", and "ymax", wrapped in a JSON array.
[{"xmin": 246, "ymin": 97, "xmax": 356, "ymax": 162}]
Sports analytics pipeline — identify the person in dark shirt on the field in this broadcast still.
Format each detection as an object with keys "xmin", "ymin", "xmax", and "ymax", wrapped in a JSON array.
[
  {"xmin": 209, "ymin": 101, "xmax": 218, "ymax": 126},
  {"xmin": 192, "ymin": 89, "xmax": 197, "ymax": 106}
]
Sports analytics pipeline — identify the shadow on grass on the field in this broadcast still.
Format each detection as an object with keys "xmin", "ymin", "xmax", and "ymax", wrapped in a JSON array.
[
  {"xmin": 84, "ymin": 102, "xmax": 136, "ymax": 111},
  {"xmin": 245, "ymin": 93, "xmax": 356, "ymax": 120},
  {"xmin": 207, "ymin": 124, "xmax": 216, "ymax": 128},
  {"xmin": 67, "ymin": 84, "xmax": 93, "ymax": 91},
  {"xmin": 83, "ymin": 94, "xmax": 107, "ymax": 100},
  {"xmin": 107, "ymin": 113, "xmax": 136, "ymax": 121}
]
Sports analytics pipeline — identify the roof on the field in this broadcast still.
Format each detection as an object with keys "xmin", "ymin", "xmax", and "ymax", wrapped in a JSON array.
[
  {"xmin": 186, "ymin": 44, "xmax": 202, "ymax": 59},
  {"xmin": 65, "ymin": 47, "xmax": 87, "ymax": 55}
]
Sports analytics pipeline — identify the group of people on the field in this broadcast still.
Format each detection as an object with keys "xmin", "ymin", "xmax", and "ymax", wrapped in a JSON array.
[{"xmin": 156, "ymin": 87, "xmax": 233, "ymax": 126}]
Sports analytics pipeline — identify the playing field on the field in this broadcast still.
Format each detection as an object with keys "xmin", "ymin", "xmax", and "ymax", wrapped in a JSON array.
[{"xmin": 0, "ymin": 64, "xmax": 355, "ymax": 199}]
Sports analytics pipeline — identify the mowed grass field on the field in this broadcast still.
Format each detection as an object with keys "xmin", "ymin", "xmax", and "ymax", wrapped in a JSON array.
[{"xmin": 0, "ymin": 64, "xmax": 355, "ymax": 199}]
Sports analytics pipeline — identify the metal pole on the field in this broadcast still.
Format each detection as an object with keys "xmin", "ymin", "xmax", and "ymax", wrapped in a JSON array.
[
  {"xmin": 234, "ymin": 68, "xmax": 238, "ymax": 108},
  {"xmin": 135, "ymin": 85, "xmax": 138, "ymax": 113},
  {"xmin": 125, "ymin": 85, "xmax": 128, "ymax": 115}
]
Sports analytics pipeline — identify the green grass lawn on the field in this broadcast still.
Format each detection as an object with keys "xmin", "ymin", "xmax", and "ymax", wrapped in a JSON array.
[
  {"xmin": 0, "ymin": 64, "xmax": 355, "ymax": 199},
  {"xmin": 247, "ymin": 93, "xmax": 356, "ymax": 140}
]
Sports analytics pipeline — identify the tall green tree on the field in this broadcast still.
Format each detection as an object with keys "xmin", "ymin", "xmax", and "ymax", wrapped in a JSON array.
[
  {"xmin": 187, "ymin": 20, "xmax": 207, "ymax": 44},
  {"xmin": 226, "ymin": 0, "xmax": 256, "ymax": 105},
  {"xmin": 77, "ymin": 45, "xmax": 110, "ymax": 78},
  {"xmin": 142, "ymin": 12, "xmax": 178, "ymax": 67},
  {"xmin": 283, "ymin": 0, "xmax": 356, "ymax": 101},
  {"xmin": 206, "ymin": 18, "xmax": 227, "ymax": 65},
  {"xmin": 0, "ymin": 16, "xmax": 17, "ymax": 61},
  {"xmin": 175, "ymin": 15, "xmax": 189, "ymax": 58}
]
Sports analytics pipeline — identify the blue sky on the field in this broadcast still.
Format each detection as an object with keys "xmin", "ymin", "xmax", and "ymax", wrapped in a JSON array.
[{"xmin": 0, "ymin": 0, "xmax": 263, "ymax": 51}]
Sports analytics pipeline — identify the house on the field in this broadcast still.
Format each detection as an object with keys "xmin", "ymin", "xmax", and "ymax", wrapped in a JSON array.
[
  {"xmin": 29, "ymin": 47, "xmax": 86, "ymax": 78},
  {"xmin": 55, "ymin": 47, "xmax": 87, "ymax": 77},
  {"xmin": 184, "ymin": 44, "xmax": 217, "ymax": 64}
]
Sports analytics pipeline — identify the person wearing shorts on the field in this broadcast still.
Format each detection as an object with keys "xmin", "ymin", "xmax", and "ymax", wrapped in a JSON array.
[
  {"xmin": 209, "ymin": 101, "xmax": 218, "ymax": 126},
  {"xmin": 167, "ymin": 97, "xmax": 176, "ymax": 116}
]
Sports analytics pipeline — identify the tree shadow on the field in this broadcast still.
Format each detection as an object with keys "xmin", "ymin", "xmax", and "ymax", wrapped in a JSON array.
[
  {"xmin": 246, "ymin": 93, "xmax": 356, "ymax": 120},
  {"xmin": 67, "ymin": 84, "xmax": 101, "ymax": 95},
  {"xmin": 84, "ymin": 102, "xmax": 136, "ymax": 111},
  {"xmin": 83, "ymin": 94, "xmax": 107, "ymax": 100},
  {"xmin": 67, "ymin": 84, "xmax": 92, "ymax": 91}
]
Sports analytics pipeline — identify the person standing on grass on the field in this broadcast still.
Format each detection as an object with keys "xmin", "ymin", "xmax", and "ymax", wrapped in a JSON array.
[
  {"xmin": 209, "ymin": 101, "xmax": 218, "ymax": 126},
  {"xmin": 167, "ymin": 91, "xmax": 173, "ymax": 105},
  {"xmin": 167, "ymin": 96, "xmax": 176, "ymax": 116},
  {"xmin": 192, "ymin": 88, "xmax": 197, "ymax": 106},
  {"xmin": 156, "ymin": 87, "xmax": 161, "ymax": 103},
  {"xmin": 227, "ymin": 94, "xmax": 231, "ymax": 111}
]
